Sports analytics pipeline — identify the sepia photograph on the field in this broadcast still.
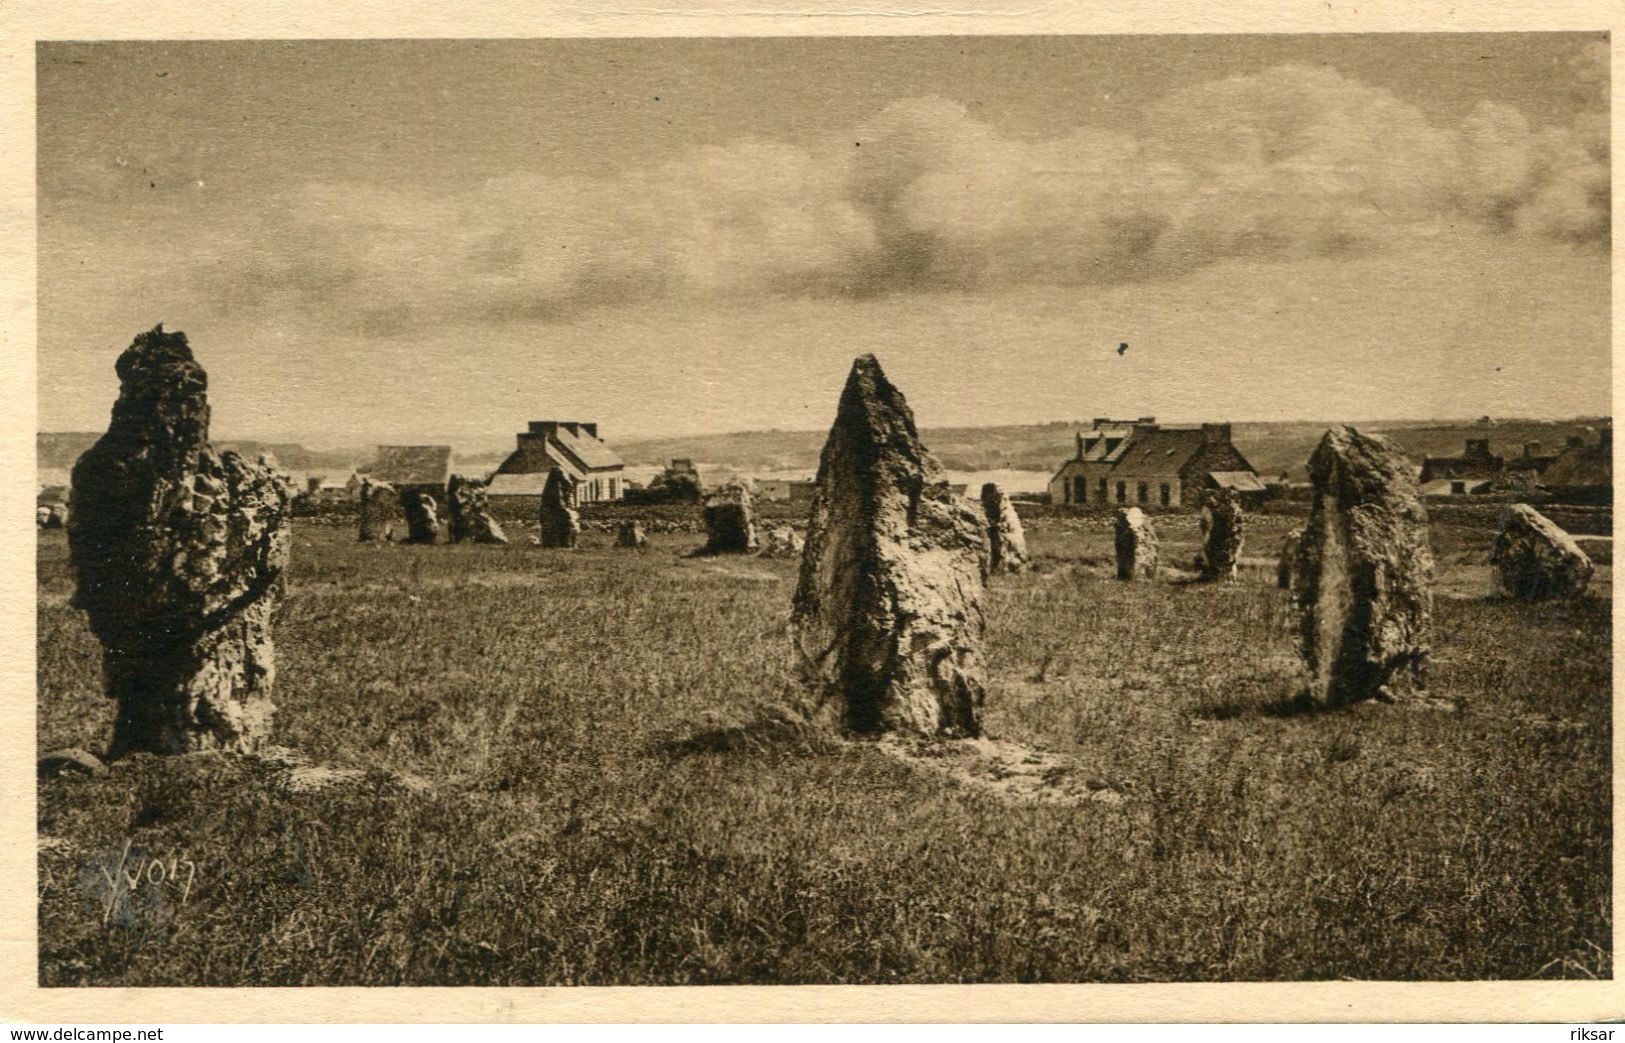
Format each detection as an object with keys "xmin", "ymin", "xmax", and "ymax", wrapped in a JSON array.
[{"xmin": 25, "ymin": 25, "xmax": 1613, "ymax": 999}]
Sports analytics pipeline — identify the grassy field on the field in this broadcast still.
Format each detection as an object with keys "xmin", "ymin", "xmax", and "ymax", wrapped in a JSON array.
[{"xmin": 36, "ymin": 506, "xmax": 1611, "ymax": 985}]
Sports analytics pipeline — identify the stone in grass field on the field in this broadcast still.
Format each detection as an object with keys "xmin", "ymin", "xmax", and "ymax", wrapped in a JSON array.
[
  {"xmin": 702, "ymin": 482, "xmax": 759, "ymax": 554},
  {"xmin": 38, "ymin": 748, "xmax": 107, "ymax": 778},
  {"xmin": 1196, "ymin": 487, "xmax": 1245, "ymax": 581},
  {"xmin": 1492, "ymin": 504, "xmax": 1594, "ymax": 600},
  {"xmin": 791, "ymin": 354, "xmax": 989, "ymax": 739},
  {"xmin": 1113, "ymin": 506, "xmax": 1159, "ymax": 581},
  {"xmin": 615, "ymin": 520, "xmax": 649, "ymax": 549},
  {"xmin": 402, "ymin": 490, "xmax": 441, "ymax": 544},
  {"xmin": 980, "ymin": 482, "xmax": 1030, "ymax": 574},
  {"xmin": 358, "ymin": 478, "xmax": 400, "ymax": 542},
  {"xmin": 539, "ymin": 467, "xmax": 580, "ymax": 549},
  {"xmin": 760, "ymin": 525, "xmax": 805, "ymax": 559},
  {"xmin": 1278, "ymin": 526, "xmax": 1303, "ymax": 590},
  {"xmin": 69, "ymin": 325, "xmax": 292, "ymax": 757},
  {"xmin": 1293, "ymin": 425, "xmax": 1433, "ymax": 708},
  {"xmin": 446, "ymin": 474, "xmax": 508, "ymax": 545}
]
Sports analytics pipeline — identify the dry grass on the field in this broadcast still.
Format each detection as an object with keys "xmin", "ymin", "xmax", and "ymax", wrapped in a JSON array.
[{"xmin": 35, "ymin": 509, "xmax": 1610, "ymax": 985}]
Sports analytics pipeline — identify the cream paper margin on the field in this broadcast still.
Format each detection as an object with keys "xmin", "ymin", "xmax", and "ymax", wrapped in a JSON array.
[{"xmin": 0, "ymin": 0, "xmax": 1619, "ymax": 1025}]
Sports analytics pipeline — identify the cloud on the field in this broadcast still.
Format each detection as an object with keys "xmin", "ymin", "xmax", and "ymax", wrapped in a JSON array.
[{"xmin": 182, "ymin": 58, "xmax": 1609, "ymax": 331}]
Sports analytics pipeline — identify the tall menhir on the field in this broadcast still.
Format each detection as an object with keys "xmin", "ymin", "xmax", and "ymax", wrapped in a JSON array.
[
  {"xmin": 68, "ymin": 325, "xmax": 292, "ymax": 757},
  {"xmin": 791, "ymin": 354, "xmax": 989, "ymax": 738}
]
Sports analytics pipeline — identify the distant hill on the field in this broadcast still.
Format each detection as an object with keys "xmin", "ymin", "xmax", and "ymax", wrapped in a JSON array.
[
  {"xmin": 37, "ymin": 432, "xmax": 370, "ymax": 474},
  {"xmin": 615, "ymin": 418, "xmax": 1613, "ymax": 481}
]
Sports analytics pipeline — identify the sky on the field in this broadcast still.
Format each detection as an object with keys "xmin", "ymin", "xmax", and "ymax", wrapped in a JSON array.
[{"xmin": 36, "ymin": 34, "xmax": 1610, "ymax": 450}]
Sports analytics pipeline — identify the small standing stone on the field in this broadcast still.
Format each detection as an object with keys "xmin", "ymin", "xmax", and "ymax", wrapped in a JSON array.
[
  {"xmin": 615, "ymin": 520, "xmax": 649, "ymax": 549},
  {"xmin": 539, "ymin": 467, "xmax": 580, "ymax": 549},
  {"xmin": 702, "ymin": 483, "xmax": 759, "ymax": 554},
  {"xmin": 1114, "ymin": 507, "xmax": 1159, "ymax": 581},
  {"xmin": 980, "ymin": 483, "xmax": 1030, "ymax": 574},
  {"xmin": 358, "ymin": 478, "xmax": 400, "ymax": 542},
  {"xmin": 1197, "ymin": 488, "xmax": 1245, "ymax": 582},
  {"xmin": 1293, "ymin": 426, "xmax": 1433, "ymax": 707},
  {"xmin": 760, "ymin": 525, "xmax": 805, "ymax": 559},
  {"xmin": 446, "ymin": 474, "xmax": 508, "ymax": 544},
  {"xmin": 1277, "ymin": 527, "xmax": 1303, "ymax": 590},
  {"xmin": 1491, "ymin": 504, "xmax": 1594, "ymax": 600},
  {"xmin": 68, "ymin": 325, "xmax": 292, "ymax": 757},
  {"xmin": 402, "ymin": 490, "xmax": 441, "ymax": 544},
  {"xmin": 791, "ymin": 354, "xmax": 989, "ymax": 738}
]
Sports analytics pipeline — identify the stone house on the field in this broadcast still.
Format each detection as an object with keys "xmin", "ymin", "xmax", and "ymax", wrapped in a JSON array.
[
  {"xmin": 1048, "ymin": 417, "xmax": 1261, "ymax": 509},
  {"xmin": 491, "ymin": 420, "xmax": 626, "ymax": 504}
]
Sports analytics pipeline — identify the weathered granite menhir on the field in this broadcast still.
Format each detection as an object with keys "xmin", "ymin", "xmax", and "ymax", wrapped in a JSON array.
[
  {"xmin": 539, "ymin": 466, "xmax": 580, "ymax": 548},
  {"xmin": 1114, "ymin": 507, "xmax": 1158, "ymax": 581},
  {"xmin": 69, "ymin": 325, "xmax": 292, "ymax": 757},
  {"xmin": 791, "ymin": 354, "xmax": 989, "ymax": 738},
  {"xmin": 446, "ymin": 474, "xmax": 508, "ymax": 544},
  {"xmin": 980, "ymin": 482, "xmax": 1030, "ymax": 574},
  {"xmin": 1491, "ymin": 504, "xmax": 1594, "ymax": 601},
  {"xmin": 1292, "ymin": 426, "xmax": 1433, "ymax": 708}
]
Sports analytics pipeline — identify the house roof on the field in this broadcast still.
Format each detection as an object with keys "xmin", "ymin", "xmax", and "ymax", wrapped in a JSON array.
[
  {"xmin": 37, "ymin": 484, "xmax": 68, "ymax": 505},
  {"xmin": 1112, "ymin": 428, "xmax": 1209, "ymax": 472},
  {"xmin": 550, "ymin": 427, "xmax": 624, "ymax": 471},
  {"xmin": 363, "ymin": 445, "xmax": 451, "ymax": 486},
  {"xmin": 1207, "ymin": 470, "xmax": 1267, "ymax": 492}
]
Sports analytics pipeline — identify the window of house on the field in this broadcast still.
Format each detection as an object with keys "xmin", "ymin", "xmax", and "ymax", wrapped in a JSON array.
[
  {"xmin": 1098, "ymin": 477, "xmax": 1108, "ymax": 501},
  {"xmin": 1138, "ymin": 482, "xmax": 1148, "ymax": 504},
  {"xmin": 1073, "ymin": 476, "xmax": 1086, "ymax": 503},
  {"xmin": 1451, "ymin": 480, "xmax": 1465, "ymax": 495},
  {"xmin": 1116, "ymin": 481, "xmax": 1126, "ymax": 504},
  {"xmin": 1160, "ymin": 483, "xmax": 1171, "ymax": 506}
]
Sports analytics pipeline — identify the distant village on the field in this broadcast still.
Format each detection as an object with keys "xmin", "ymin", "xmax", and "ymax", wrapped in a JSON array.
[{"xmin": 35, "ymin": 412, "xmax": 1614, "ymax": 527}]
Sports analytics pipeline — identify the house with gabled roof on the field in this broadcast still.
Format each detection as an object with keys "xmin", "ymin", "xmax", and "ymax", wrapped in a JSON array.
[
  {"xmin": 1048, "ymin": 417, "xmax": 1261, "ymax": 509},
  {"xmin": 491, "ymin": 421, "xmax": 626, "ymax": 504}
]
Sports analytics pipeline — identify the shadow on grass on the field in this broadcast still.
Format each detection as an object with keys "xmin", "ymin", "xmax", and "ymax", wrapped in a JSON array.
[
  {"xmin": 1190, "ymin": 689, "xmax": 1328, "ymax": 721},
  {"xmin": 653, "ymin": 706, "xmax": 833, "ymax": 760}
]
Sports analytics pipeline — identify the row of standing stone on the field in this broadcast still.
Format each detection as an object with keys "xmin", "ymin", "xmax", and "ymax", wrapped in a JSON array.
[{"xmin": 61, "ymin": 327, "xmax": 1599, "ymax": 760}]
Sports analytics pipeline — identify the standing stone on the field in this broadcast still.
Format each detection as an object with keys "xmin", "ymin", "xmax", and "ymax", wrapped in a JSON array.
[
  {"xmin": 1197, "ymin": 487, "xmax": 1245, "ymax": 581},
  {"xmin": 702, "ymin": 483, "xmax": 759, "ymax": 554},
  {"xmin": 539, "ymin": 467, "xmax": 580, "ymax": 549},
  {"xmin": 791, "ymin": 354, "xmax": 989, "ymax": 738},
  {"xmin": 446, "ymin": 474, "xmax": 508, "ymax": 545},
  {"xmin": 1293, "ymin": 426, "xmax": 1433, "ymax": 707},
  {"xmin": 358, "ymin": 478, "xmax": 400, "ymax": 542},
  {"xmin": 760, "ymin": 525, "xmax": 805, "ymax": 559},
  {"xmin": 1491, "ymin": 504, "xmax": 1594, "ymax": 600},
  {"xmin": 1277, "ymin": 527, "xmax": 1303, "ymax": 590},
  {"xmin": 980, "ymin": 483, "xmax": 1030, "ymax": 574},
  {"xmin": 615, "ymin": 520, "xmax": 648, "ymax": 549},
  {"xmin": 402, "ymin": 490, "xmax": 441, "ymax": 544},
  {"xmin": 68, "ymin": 325, "xmax": 292, "ymax": 757},
  {"xmin": 1114, "ymin": 507, "xmax": 1159, "ymax": 581}
]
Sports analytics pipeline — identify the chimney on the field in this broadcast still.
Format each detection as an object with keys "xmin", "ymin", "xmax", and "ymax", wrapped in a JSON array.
[
  {"xmin": 1465, "ymin": 438, "xmax": 1491, "ymax": 457},
  {"xmin": 1202, "ymin": 422, "xmax": 1232, "ymax": 446},
  {"xmin": 1138, "ymin": 416, "xmax": 1157, "ymax": 425},
  {"xmin": 581, "ymin": 423, "xmax": 598, "ymax": 439},
  {"xmin": 1076, "ymin": 432, "xmax": 1085, "ymax": 460},
  {"xmin": 307, "ymin": 476, "xmax": 322, "ymax": 494},
  {"xmin": 1092, "ymin": 417, "xmax": 1111, "ymax": 430},
  {"xmin": 561, "ymin": 422, "xmax": 580, "ymax": 436},
  {"xmin": 528, "ymin": 421, "xmax": 559, "ymax": 437}
]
